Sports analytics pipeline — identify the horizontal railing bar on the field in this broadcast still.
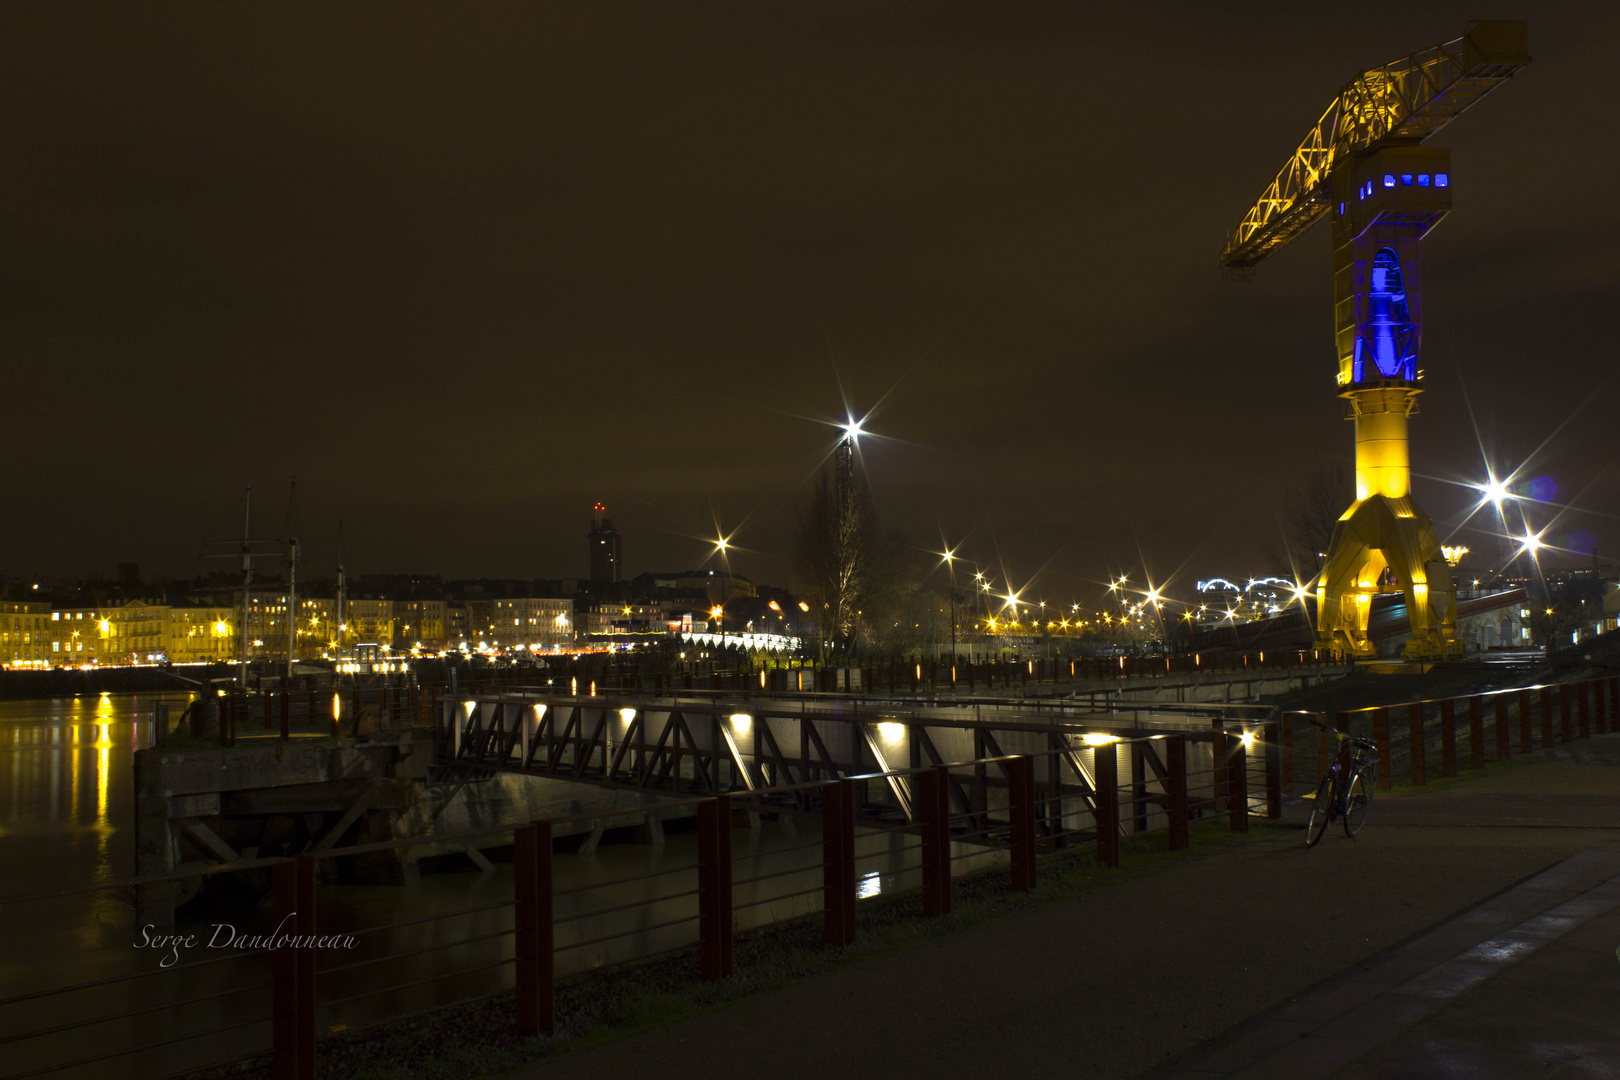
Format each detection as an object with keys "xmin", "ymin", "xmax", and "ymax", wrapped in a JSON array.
[
  {"xmin": 555, "ymin": 914, "xmax": 699, "ymax": 953},
  {"xmin": 0, "ymin": 945, "xmax": 267, "ymax": 1008},
  {"xmin": 554, "ymin": 888, "xmax": 701, "ymax": 925},
  {"xmin": 321, "ymin": 957, "xmax": 515, "ymax": 1010},
  {"xmin": 320, "ymin": 928, "xmax": 515, "ymax": 977},
  {"xmin": 0, "ymin": 980, "xmax": 271, "ymax": 1046},
  {"xmin": 551, "ymin": 863, "xmax": 698, "ymax": 898},
  {"xmin": 731, "ymin": 863, "xmax": 822, "ymax": 889},
  {"xmin": 730, "ymin": 838, "xmax": 825, "ymax": 860},
  {"xmin": 0, "ymin": 1013, "xmax": 270, "ymax": 1080},
  {"xmin": 732, "ymin": 884, "xmax": 826, "ymax": 912},
  {"xmin": 345, "ymin": 900, "xmax": 513, "ymax": 939}
]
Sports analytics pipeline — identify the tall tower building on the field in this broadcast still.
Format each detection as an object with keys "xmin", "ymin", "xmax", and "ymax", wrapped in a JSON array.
[{"xmin": 588, "ymin": 502, "xmax": 621, "ymax": 583}]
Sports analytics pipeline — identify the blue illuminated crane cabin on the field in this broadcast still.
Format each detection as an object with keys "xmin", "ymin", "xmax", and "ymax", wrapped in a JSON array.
[
  {"xmin": 1220, "ymin": 21, "xmax": 1529, "ymax": 660},
  {"xmin": 1332, "ymin": 145, "xmax": 1453, "ymax": 390}
]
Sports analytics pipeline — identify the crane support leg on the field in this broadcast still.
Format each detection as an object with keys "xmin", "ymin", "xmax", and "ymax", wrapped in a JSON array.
[{"xmin": 1316, "ymin": 387, "xmax": 1460, "ymax": 661}]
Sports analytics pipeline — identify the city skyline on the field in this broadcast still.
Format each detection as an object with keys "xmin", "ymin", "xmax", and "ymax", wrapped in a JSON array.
[{"xmin": 2, "ymin": 4, "xmax": 1616, "ymax": 596}]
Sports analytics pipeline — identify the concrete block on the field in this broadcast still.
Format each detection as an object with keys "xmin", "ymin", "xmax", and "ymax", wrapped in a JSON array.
[{"xmin": 168, "ymin": 792, "xmax": 220, "ymax": 818}]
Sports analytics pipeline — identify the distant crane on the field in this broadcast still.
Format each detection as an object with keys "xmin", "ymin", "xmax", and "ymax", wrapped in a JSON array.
[{"xmin": 1221, "ymin": 21, "xmax": 1530, "ymax": 660}]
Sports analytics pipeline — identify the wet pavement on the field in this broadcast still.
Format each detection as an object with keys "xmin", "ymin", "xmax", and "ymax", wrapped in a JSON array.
[{"xmin": 514, "ymin": 733, "xmax": 1620, "ymax": 1080}]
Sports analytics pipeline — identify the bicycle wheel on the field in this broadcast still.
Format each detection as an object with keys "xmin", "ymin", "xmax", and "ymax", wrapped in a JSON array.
[
  {"xmin": 1306, "ymin": 775, "xmax": 1333, "ymax": 847},
  {"xmin": 1343, "ymin": 770, "xmax": 1372, "ymax": 838}
]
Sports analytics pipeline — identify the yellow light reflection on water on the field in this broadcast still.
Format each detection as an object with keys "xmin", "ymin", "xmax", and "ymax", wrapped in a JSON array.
[{"xmin": 97, "ymin": 744, "xmax": 109, "ymax": 822}]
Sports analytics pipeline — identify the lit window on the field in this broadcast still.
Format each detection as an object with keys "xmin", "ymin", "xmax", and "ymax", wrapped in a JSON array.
[
  {"xmin": 1435, "ymin": 173, "xmax": 1449, "ymax": 187},
  {"xmin": 1400, "ymin": 174, "xmax": 1413, "ymax": 186},
  {"xmin": 1417, "ymin": 174, "xmax": 1430, "ymax": 187},
  {"xmin": 1383, "ymin": 174, "xmax": 1395, "ymax": 188}
]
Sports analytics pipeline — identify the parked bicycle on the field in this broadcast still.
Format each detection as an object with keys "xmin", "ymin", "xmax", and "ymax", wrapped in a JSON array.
[{"xmin": 1306, "ymin": 723, "xmax": 1378, "ymax": 846}]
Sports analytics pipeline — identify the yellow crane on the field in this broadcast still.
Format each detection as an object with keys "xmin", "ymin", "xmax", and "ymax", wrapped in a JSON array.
[{"xmin": 1222, "ymin": 22, "xmax": 1529, "ymax": 660}]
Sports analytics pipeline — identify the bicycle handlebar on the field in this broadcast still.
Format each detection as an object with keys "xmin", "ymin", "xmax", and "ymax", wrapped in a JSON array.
[{"xmin": 1299, "ymin": 715, "xmax": 1376, "ymax": 750}]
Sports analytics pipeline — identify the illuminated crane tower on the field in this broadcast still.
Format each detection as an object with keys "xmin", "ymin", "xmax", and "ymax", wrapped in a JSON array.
[{"xmin": 1220, "ymin": 21, "xmax": 1529, "ymax": 660}]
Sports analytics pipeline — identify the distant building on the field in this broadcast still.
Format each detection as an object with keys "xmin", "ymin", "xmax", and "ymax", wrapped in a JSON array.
[
  {"xmin": 1, "ymin": 602, "xmax": 52, "ymax": 667},
  {"xmin": 468, "ymin": 598, "xmax": 574, "ymax": 651},
  {"xmin": 392, "ymin": 599, "xmax": 446, "ymax": 650},
  {"xmin": 642, "ymin": 569, "xmax": 756, "ymax": 603},
  {"xmin": 47, "ymin": 601, "xmax": 167, "ymax": 665},
  {"xmin": 588, "ymin": 502, "xmax": 621, "ymax": 582},
  {"xmin": 445, "ymin": 603, "xmax": 470, "ymax": 648},
  {"xmin": 167, "ymin": 601, "xmax": 238, "ymax": 664},
  {"xmin": 345, "ymin": 598, "xmax": 395, "ymax": 649},
  {"xmin": 584, "ymin": 602, "xmax": 670, "ymax": 637}
]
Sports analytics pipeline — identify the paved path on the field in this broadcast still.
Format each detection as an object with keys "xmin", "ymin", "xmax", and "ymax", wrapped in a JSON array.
[{"xmin": 514, "ymin": 734, "xmax": 1620, "ymax": 1080}]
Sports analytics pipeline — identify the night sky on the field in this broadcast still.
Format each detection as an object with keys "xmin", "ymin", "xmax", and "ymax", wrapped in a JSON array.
[{"xmin": 3, "ymin": 3, "xmax": 1615, "ymax": 598}]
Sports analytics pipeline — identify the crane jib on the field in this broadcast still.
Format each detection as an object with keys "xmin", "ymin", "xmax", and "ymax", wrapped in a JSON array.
[{"xmin": 1219, "ymin": 21, "xmax": 1529, "ymax": 271}]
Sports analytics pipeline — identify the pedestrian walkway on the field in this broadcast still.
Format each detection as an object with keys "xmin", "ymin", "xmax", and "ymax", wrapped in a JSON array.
[{"xmin": 514, "ymin": 734, "xmax": 1620, "ymax": 1080}]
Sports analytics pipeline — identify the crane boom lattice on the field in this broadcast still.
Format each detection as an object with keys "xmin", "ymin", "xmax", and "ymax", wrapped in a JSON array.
[{"xmin": 1220, "ymin": 21, "xmax": 1529, "ymax": 271}]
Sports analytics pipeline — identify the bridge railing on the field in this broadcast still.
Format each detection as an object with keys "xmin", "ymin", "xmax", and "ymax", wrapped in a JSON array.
[
  {"xmin": 1280, "ymin": 674, "xmax": 1619, "ymax": 793},
  {"xmin": 501, "ymin": 650, "xmax": 1347, "ymax": 701},
  {"xmin": 0, "ymin": 719, "xmax": 1282, "ymax": 1080},
  {"xmin": 155, "ymin": 683, "xmax": 440, "ymax": 746}
]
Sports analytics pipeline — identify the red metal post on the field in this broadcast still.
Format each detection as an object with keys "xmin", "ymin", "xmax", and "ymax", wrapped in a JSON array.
[
  {"xmin": 1315, "ymin": 716, "xmax": 1328, "ymax": 791},
  {"xmin": 295, "ymin": 855, "xmax": 315, "ymax": 1080},
  {"xmin": 822, "ymin": 779, "xmax": 856, "ymax": 944},
  {"xmin": 1468, "ymin": 696, "xmax": 1484, "ymax": 770},
  {"xmin": 919, "ymin": 766, "xmax": 952, "ymax": 914},
  {"xmin": 1166, "ymin": 734, "xmax": 1189, "ymax": 850},
  {"xmin": 1440, "ymin": 699, "xmax": 1457, "ymax": 778},
  {"xmin": 1595, "ymin": 679, "xmax": 1607, "ymax": 735},
  {"xmin": 1408, "ymin": 703, "xmax": 1426, "ymax": 785},
  {"xmin": 1495, "ymin": 695, "xmax": 1510, "ymax": 760},
  {"xmin": 1094, "ymin": 742, "xmax": 1119, "ymax": 868},
  {"xmin": 280, "ymin": 690, "xmax": 290, "ymax": 741},
  {"xmin": 1257, "ymin": 721, "xmax": 1278, "ymax": 819},
  {"xmin": 1279, "ymin": 714, "xmax": 1293, "ymax": 796},
  {"xmin": 514, "ymin": 821, "xmax": 554, "ymax": 1034},
  {"xmin": 1559, "ymin": 684, "xmax": 1573, "ymax": 743},
  {"xmin": 1008, "ymin": 756, "xmax": 1037, "ymax": 891},
  {"xmin": 1519, "ymin": 689, "xmax": 1534, "ymax": 754},
  {"xmin": 271, "ymin": 861, "xmax": 303, "ymax": 1080},
  {"xmin": 1577, "ymin": 681, "xmax": 1590, "ymax": 739},
  {"xmin": 698, "ymin": 796, "xmax": 734, "ymax": 979},
  {"xmin": 1540, "ymin": 687, "xmax": 1554, "ymax": 747},
  {"xmin": 1610, "ymin": 678, "xmax": 1620, "ymax": 735},
  {"xmin": 1373, "ymin": 708, "xmax": 1391, "ymax": 791},
  {"xmin": 1228, "ymin": 735, "xmax": 1249, "ymax": 833}
]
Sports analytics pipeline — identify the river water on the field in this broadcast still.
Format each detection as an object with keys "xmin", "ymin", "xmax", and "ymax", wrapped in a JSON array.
[{"xmin": 0, "ymin": 692, "xmax": 1006, "ymax": 1078}]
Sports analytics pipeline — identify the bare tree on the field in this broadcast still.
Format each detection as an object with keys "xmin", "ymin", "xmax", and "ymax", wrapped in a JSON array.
[
  {"xmin": 793, "ymin": 459, "xmax": 890, "ymax": 661},
  {"xmin": 1269, "ymin": 461, "xmax": 1353, "ymax": 578}
]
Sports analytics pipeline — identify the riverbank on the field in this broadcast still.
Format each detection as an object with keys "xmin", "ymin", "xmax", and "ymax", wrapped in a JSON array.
[{"xmin": 0, "ymin": 665, "xmax": 229, "ymax": 701}]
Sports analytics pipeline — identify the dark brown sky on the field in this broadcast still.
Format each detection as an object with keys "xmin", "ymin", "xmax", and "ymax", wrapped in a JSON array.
[{"xmin": 3, "ymin": 2, "xmax": 1615, "ymax": 599}]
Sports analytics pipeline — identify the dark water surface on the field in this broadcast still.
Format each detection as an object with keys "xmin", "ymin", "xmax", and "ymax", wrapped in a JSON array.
[{"xmin": 1, "ymin": 693, "xmax": 1004, "ymax": 1078}]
